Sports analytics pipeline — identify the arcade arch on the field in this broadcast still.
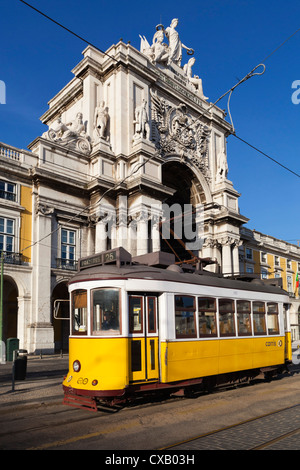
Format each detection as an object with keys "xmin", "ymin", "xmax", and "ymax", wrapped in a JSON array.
[
  {"xmin": 51, "ymin": 282, "xmax": 70, "ymax": 353},
  {"xmin": 2, "ymin": 276, "xmax": 18, "ymax": 343},
  {"xmin": 160, "ymin": 160, "xmax": 211, "ymax": 261}
]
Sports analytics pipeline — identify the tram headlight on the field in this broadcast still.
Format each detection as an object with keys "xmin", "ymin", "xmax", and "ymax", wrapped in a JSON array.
[{"xmin": 73, "ymin": 360, "xmax": 81, "ymax": 372}]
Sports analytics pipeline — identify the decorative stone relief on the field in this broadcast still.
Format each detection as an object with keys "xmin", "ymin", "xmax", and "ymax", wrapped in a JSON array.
[
  {"xmin": 150, "ymin": 89, "xmax": 211, "ymax": 176},
  {"xmin": 42, "ymin": 113, "xmax": 91, "ymax": 155},
  {"xmin": 35, "ymin": 202, "xmax": 54, "ymax": 216}
]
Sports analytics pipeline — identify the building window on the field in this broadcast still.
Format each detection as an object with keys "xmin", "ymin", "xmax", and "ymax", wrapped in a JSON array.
[
  {"xmin": 274, "ymin": 256, "xmax": 280, "ymax": 266},
  {"xmin": 287, "ymin": 275, "xmax": 293, "ymax": 295},
  {"xmin": 246, "ymin": 248, "xmax": 253, "ymax": 260},
  {"xmin": 261, "ymin": 252, "xmax": 267, "ymax": 263},
  {"xmin": 0, "ymin": 217, "xmax": 14, "ymax": 253},
  {"xmin": 261, "ymin": 269, "xmax": 268, "ymax": 279},
  {"xmin": 0, "ymin": 180, "xmax": 16, "ymax": 202},
  {"xmin": 287, "ymin": 259, "xmax": 291, "ymax": 269},
  {"xmin": 61, "ymin": 229, "xmax": 76, "ymax": 269}
]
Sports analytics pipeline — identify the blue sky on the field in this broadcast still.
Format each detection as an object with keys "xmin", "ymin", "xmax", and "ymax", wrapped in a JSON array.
[{"xmin": 1, "ymin": 0, "xmax": 300, "ymax": 244}]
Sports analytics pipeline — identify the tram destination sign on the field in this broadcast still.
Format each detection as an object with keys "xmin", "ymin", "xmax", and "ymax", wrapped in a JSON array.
[{"xmin": 79, "ymin": 248, "xmax": 131, "ymax": 270}]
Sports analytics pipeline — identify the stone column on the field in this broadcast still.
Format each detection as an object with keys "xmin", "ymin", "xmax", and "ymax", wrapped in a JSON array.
[
  {"xmin": 151, "ymin": 218, "xmax": 161, "ymax": 253},
  {"xmin": 221, "ymin": 237, "xmax": 233, "ymax": 276},
  {"xmin": 232, "ymin": 240, "xmax": 241, "ymax": 275},
  {"xmin": 95, "ymin": 218, "xmax": 108, "ymax": 253},
  {"xmin": 117, "ymin": 195, "xmax": 128, "ymax": 251},
  {"xmin": 136, "ymin": 211, "xmax": 148, "ymax": 256},
  {"xmin": 30, "ymin": 201, "xmax": 55, "ymax": 354}
]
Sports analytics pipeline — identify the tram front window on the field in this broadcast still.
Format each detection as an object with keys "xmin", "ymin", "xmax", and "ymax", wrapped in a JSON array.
[
  {"xmin": 92, "ymin": 288, "xmax": 120, "ymax": 336},
  {"xmin": 72, "ymin": 290, "xmax": 87, "ymax": 335}
]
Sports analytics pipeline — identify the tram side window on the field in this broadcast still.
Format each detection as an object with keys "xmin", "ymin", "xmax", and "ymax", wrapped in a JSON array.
[
  {"xmin": 237, "ymin": 300, "xmax": 252, "ymax": 336},
  {"xmin": 92, "ymin": 288, "xmax": 120, "ymax": 336},
  {"xmin": 175, "ymin": 296, "xmax": 196, "ymax": 339},
  {"xmin": 219, "ymin": 299, "xmax": 235, "ymax": 336},
  {"xmin": 253, "ymin": 301, "xmax": 266, "ymax": 335},
  {"xmin": 72, "ymin": 290, "xmax": 87, "ymax": 335},
  {"xmin": 267, "ymin": 302, "xmax": 279, "ymax": 335},
  {"xmin": 198, "ymin": 297, "xmax": 217, "ymax": 337}
]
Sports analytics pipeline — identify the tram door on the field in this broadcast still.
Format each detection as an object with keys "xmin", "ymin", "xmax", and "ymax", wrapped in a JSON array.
[{"xmin": 129, "ymin": 294, "xmax": 159, "ymax": 382}]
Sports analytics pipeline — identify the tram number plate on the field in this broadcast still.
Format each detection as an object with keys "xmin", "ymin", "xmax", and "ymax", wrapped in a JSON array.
[{"xmin": 103, "ymin": 251, "xmax": 117, "ymax": 263}]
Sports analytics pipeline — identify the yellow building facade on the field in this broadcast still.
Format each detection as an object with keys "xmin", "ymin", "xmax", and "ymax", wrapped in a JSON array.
[{"xmin": 240, "ymin": 228, "xmax": 300, "ymax": 342}]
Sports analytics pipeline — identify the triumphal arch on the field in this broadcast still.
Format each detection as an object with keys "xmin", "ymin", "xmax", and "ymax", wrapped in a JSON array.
[{"xmin": 31, "ymin": 17, "xmax": 248, "ymax": 280}]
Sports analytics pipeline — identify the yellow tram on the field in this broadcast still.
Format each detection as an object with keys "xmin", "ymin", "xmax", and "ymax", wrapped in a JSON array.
[{"xmin": 62, "ymin": 248, "xmax": 292, "ymax": 410}]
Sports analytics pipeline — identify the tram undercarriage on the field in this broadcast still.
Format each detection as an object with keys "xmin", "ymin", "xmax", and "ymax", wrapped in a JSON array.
[{"xmin": 63, "ymin": 362, "xmax": 289, "ymax": 411}]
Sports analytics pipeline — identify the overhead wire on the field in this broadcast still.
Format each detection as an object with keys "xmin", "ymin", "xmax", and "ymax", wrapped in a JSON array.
[
  {"xmin": 20, "ymin": 151, "xmax": 160, "ymax": 254},
  {"xmin": 14, "ymin": 0, "xmax": 300, "ymax": 257},
  {"xmin": 18, "ymin": 0, "xmax": 118, "ymax": 62},
  {"xmin": 18, "ymin": 0, "xmax": 300, "ymax": 180},
  {"xmin": 232, "ymin": 134, "xmax": 300, "ymax": 179},
  {"xmin": 225, "ymin": 26, "xmax": 300, "ymax": 178}
]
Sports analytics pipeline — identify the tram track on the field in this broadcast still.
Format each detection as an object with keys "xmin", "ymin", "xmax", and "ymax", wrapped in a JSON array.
[
  {"xmin": 161, "ymin": 403, "xmax": 300, "ymax": 450},
  {"xmin": 1, "ymin": 369, "xmax": 299, "ymax": 450},
  {"xmin": 251, "ymin": 427, "xmax": 300, "ymax": 450}
]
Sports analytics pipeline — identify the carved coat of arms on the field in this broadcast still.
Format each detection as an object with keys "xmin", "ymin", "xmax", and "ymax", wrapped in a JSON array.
[{"xmin": 150, "ymin": 89, "xmax": 211, "ymax": 177}]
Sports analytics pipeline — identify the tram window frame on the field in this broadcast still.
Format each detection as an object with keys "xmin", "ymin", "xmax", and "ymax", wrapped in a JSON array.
[
  {"xmin": 253, "ymin": 301, "xmax": 267, "ymax": 335},
  {"xmin": 237, "ymin": 300, "xmax": 252, "ymax": 336},
  {"xmin": 198, "ymin": 297, "xmax": 217, "ymax": 338},
  {"xmin": 267, "ymin": 302, "xmax": 279, "ymax": 335},
  {"xmin": 218, "ymin": 299, "xmax": 236, "ymax": 337},
  {"xmin": 72, "ymin": 289, "xmax": 88, "ymax": 335},
  {"xmin": 91, "ymin": 288, "xmax": 121, "ymax": 336},
  {"xmin": 147, "ymin": 296, "xmax": 157, "ymax": 334},
  {"xmin": 175, "ymin": 295, "xmax": 197, "ymax": 339},
  {"xmin": 129, "ymin": 296, "xmax": 144, "ymax": 334}
]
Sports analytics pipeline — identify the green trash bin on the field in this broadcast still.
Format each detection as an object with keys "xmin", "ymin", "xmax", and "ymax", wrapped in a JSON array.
[{"xmin": 6, "ymin": 338, "xmax": 19, "ymax": 362}]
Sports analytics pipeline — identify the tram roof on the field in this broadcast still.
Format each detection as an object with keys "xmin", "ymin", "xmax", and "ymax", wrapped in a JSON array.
[{"xmin": 70, "ymin": 249, "xmax": 288, "ymax": 297}]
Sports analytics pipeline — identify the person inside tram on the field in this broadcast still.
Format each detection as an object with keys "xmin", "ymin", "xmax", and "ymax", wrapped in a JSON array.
[{"xmin": 102, "ymin": 313, "xmax": 110, "ymax": 330}]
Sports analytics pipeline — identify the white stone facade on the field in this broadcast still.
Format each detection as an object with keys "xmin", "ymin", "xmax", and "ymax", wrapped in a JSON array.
[{"xmin": 1, "ymin": 20, "xmax": 250, "ymax": 353}]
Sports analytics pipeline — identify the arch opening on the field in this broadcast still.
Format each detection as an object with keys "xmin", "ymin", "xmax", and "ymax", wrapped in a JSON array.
[{"xmin": 160, "ymin": 160, "xmax": 207, "ymax": 262}]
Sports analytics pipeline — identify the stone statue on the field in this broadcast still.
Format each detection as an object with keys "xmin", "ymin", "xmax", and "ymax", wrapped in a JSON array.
[
  {"xmin": 152, "ymin": 29, "xmax": 169, "ymax": 65},
  {"xmin": 183, "ymin": 57, "xmax": 208, "ymax": 100},
  {"xmin": 139, "ymin": 18, "xmax": 194, "ymax": 68},
  {"xmin": 42, "ymin": 112, "xmax": 91, "ymax": 155},
  {"xmin": 216, "ymin": 148, "xmax": 228, "ymax": 182},
  {"xmin": 93, "ymin": 101, "xmax": 109, "ymax": 141},
  {"xmin": 63, "ymin": 112, "xmax": 86, "ymax": 139},
  {"xmin": 133, "ymin": 99, "xmax": 150, "ymax": 142},
  {"xmin": 163, "ymin": 18, "xmax": 194, "ymax": 67}
]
